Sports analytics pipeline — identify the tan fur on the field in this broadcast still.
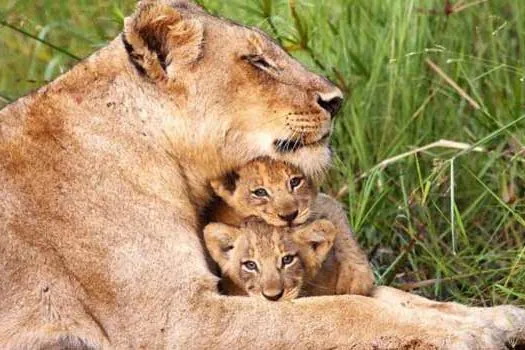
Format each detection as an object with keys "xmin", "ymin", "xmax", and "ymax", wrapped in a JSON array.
[
  {"xmin": 1, "ymin": 1, "xmax": 524, "ymax": 349},
  {"xmin": 204, "ymin": 219, "xmax": 336, "ymax": 300},
  {"xmin": 209, "ymin": 157, "xmax": 375, "ymax": 296}
]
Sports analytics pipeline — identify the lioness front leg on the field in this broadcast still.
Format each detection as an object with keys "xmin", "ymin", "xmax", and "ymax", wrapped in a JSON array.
[
  {"xmin": 311, "ymin": 193, "xmax": 375, "ymax": 295},
  {"xmin": 373, "ymin": 286, "xmax": 525, "ymax": 346},
  {"xmin": 172, "ymin": 289, "xmax": 525, "ymax": 349}
]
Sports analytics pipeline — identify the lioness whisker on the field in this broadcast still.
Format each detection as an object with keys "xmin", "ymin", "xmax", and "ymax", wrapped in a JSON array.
[{"xmin": 256, "ymin": 114, "xmax": 287, "ymax": 128}]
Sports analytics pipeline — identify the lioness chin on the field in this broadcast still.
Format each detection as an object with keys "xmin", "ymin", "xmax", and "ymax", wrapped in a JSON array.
[{"xmin": 1, "ymin": 0, "xmax": 524, "ymax": 349}]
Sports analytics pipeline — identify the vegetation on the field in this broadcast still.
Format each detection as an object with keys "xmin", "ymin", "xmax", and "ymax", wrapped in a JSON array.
[{"xmin": 1, "ymin": 0, "xmax": 524, "ymax": 306}]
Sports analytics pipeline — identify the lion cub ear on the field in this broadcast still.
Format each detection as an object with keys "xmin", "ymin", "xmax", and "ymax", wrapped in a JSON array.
[
  {"xmin": 203, "ymin": 223, "xmax": 242, "ymax": 268},
  {"xmin": 123, "ymin": 1, "xmax": 204, "ymax": 80},
  {"xmin": 293, "ymin": 219, "xmax": 337, "ymax": 272},
  {"xmin": 210, "ymin": 171, "xmax": 240, "ymax": 200}
]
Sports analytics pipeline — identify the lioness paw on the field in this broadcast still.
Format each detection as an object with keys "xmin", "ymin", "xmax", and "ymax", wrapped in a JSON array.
[{"xmin": 475, "ymin": 304, "xmax": 525, "ymax": 344}]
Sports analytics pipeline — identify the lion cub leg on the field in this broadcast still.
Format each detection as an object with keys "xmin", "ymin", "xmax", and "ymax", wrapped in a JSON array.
[
  {"xmin": 311, "ymin": 193, "xmax": 375, "ymax": 296},
  {"xmin": 332, "ymin": 232, "xmax": 375, "ymax": 296}
]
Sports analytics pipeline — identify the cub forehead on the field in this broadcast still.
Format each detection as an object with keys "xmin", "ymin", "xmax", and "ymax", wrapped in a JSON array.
[
  {"xmin": 238, "ymin": 158, "xmax": 303, "ymax": 185},
  {"xmin": 239, "ymin": 220, "xmax": 295, "ymax": 255}
]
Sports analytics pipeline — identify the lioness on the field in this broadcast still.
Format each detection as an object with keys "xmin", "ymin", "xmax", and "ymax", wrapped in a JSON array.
[
  {"xmin": 1, "ymin": 0, "xmax": 524, "ymax": 349},
  {"xmin": 204, "ymin": 219, "xmax": 337, "ymax": 300},
  {"xmin": 209, "ymin": 157, "xmax": 374, "ymax": 296}
]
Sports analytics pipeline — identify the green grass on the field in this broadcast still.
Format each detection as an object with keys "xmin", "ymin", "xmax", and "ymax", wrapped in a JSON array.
[{"xmin": 1, "ymin": 0, "xmax": 524, "ymax": 307}]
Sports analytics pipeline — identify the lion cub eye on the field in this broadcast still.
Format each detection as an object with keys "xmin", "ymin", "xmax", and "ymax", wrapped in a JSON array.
[
  {"xmin": 242, "ymin": 261, "xmax": 258, "ymax": 272},
  {"xmin": 252, "ymin": 188, "xmax": 269, "ymax": 198},
  {"xmin": 281, "ymin": 254, "xmax": 296, "ymax": 267},
  {"xmin": 289, "ymin": 177, "xmax": 304, "ymax": 190}
]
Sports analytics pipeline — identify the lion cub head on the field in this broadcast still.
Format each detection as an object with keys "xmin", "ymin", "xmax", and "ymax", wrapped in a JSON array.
[
  {"xmin": 204, "ymin": 219, "xmax": 336, "ymax": 301},
  {"xmin": 211, "ymin": 158, "xmax": 317, "ymax": 227}
]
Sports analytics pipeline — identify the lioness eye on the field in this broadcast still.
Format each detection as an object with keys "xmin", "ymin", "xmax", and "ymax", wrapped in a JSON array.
[
  {"xmin": 243, "ymin": 261, "xmax": 258, "ymax": 271},
  {"xmin": 252, "ymin": 188, "xmax": 269, "ymax": 198},
  {"xmin": 289, "ymin": 177, "xmax": 304, "ymax": 190},
  {"xmin": 242, "ymin": 54, "xmax": 273, "ymax": 71},
  {"xmin": 282, "ymin": 255, "xmax": 296, "ymax": 267}
]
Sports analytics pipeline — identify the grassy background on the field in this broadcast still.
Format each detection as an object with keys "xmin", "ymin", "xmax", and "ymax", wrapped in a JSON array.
[{"xmin": 1, "ymin": 0, "xmax": 524, "ymax": 307}]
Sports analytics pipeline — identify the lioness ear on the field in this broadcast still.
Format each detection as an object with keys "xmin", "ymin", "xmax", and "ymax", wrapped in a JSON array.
[
  {"xmin": 124, "ymin": 1, "xmax": 204, "ymax": 80},
  {"xmin": 293, "ymin": 219, "xmax": 337, "ymax": 268},
  {"xmin": 137, "ymin": 0, "xmax": 201, "ymax": 10},
  {"xmin": 210, "ymin": 171, "xmax": 240, "ymax": 200},
  {"xmin": 203, "ymin": 223, "xmax": 242, "ymax": 268}
]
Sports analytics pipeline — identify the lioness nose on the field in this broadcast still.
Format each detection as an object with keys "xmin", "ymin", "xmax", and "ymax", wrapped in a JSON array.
[
  {"xmin": 262, "ymin": 290, "xmax": 284, "ymax": 301},
  {"xmin": 279, "ymin": 210, "xmax": 298, "ymax": 223},
  {"xmin": 316, "ymin": 89, "xmax": 344, "ymax": 119}
]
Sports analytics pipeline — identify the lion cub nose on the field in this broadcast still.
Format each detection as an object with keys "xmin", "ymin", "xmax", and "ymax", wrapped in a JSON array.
[
  {"xmin": 317, "ymin": 89, "xmax": 344, "ymax": 119},
  {"xmin": 262, "ymin": 290, "xmax": 284, "ymax": 301},
  {"xmin": 279, "ymin": 210, "xmax": 298, "ymax": 223}
]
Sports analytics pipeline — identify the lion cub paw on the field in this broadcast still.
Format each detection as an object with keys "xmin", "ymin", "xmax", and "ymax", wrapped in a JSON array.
[{"xmin": 335, "ymin": 263, "xmax": 375, "ymax": 296}]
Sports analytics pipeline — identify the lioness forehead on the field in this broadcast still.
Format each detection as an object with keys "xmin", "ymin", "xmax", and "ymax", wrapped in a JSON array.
[{"xmin": 175, "ymin": 2, "xmax": 278, "ymax": 45}]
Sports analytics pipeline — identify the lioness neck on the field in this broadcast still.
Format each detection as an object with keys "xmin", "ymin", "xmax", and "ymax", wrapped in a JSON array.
[{"xmin": 42, "ymin": 38, "xmax": 249, "ymax": 212}]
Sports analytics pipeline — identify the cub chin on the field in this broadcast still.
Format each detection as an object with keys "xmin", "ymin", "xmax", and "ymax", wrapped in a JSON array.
[
  {"xmin": 203, "ymin": 219, "xmax": 337, "ymax": 301},
  {"xmin": 208, "ymin": 157, "xmax": 375, "ymax": 296}
]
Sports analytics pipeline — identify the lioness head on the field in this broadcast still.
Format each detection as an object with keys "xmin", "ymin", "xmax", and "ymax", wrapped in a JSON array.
[
  {"xmin": 204, "ymin": 219, "xmax": 336, "ymax": 301},
  {"xmin": 210, "ymin": 157, "xmax": 316, "ymax": 227},
  {"xmin": 123, "ymin": 0, "xmax": 343, "ymax": 177}
]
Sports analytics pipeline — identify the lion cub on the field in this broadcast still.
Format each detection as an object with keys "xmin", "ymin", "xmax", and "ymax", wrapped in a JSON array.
[
  {"xmin": 204, "ymin": 219, "xmax": 337, "ymax": 300},
  {"xmin": 209, "ymin": 157, "xmax": 314, "ymax": 227},
  {"xmin": 208, "ymin": 157, "xmax": 374, "ymax": 296}
]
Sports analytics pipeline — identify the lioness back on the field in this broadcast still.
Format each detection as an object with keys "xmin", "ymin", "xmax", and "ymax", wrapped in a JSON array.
[{"xmin": 203, "ymin": 219, "xmax": 337, "ymax": 300}]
